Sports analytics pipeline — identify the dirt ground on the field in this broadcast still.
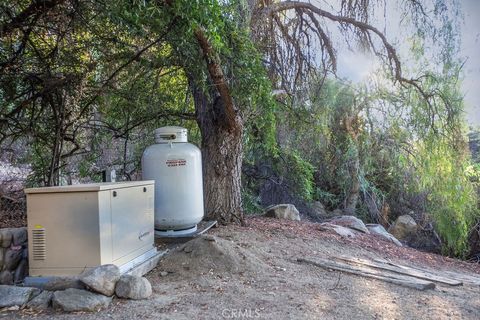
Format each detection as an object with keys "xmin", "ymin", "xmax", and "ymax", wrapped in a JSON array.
[{"xmin": 3, "ymin": 216, "xmax": 480, "ymax": 320}]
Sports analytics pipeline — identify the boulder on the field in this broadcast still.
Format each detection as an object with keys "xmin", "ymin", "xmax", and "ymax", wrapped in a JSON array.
[
  {"xmin": 0, "ymin": 247, "xmax": 4, "ymax": 267},
  {"xmin": 331, "ymin": 209, "xmax": 343, "ymax": 217},
  {"xmin": 0, "ymin": 285, "xmax": 40, "ymax": 308},
  {"xmin": 311, "ymin": 201, "xmax": 327, "ymax": 217},
  {"xmin": 12, "ymin": 228, "xmax": 27, "ymax": 246},
  {"xmin": 366, "ymin": 224, "xmax": 402, "ymax": 246},
  {"xmin": 115, "ymin": 275, "xmax": 152, "ymax": 300},
  {"xmin": 318, "ymin": 223, "xmax": 356, "ymax": 238},
  {"xmin": 264, "ymin": 204, "xmax": 301, "ymax": 221},
  {"xmin": 329, "ymin": 215, "xmax": 370, "ymax": 234},
  {"xmin": 52, "ymin": 288, "xmax": 112, "ymax": 312},
  {"xmin": 43, "ymin": 276, "xmax": 86, "ymax": 291},
  {"xmin": 0, "ymin": 270, "xmax": 13, "ymax": 285},
  {"xmin": 388, "ymin": 214, "xmax": 418, "ymax": 240},
  {"xmin": 80, "ymin": 264, "xmax": 120, "ymax": 296},
  {"xmin": 14, "ymin": 259, "xmax": 28, "ymax": 283},
  {"xmin": 0, "ymin": 229, "xmax": 12, "ymax": 248},
  {"xmin": 26, "ymin": 290, "xmax": 53, "ymax": 310},
  {"xmin": 4, "ymin": 248, "xmax": 22, "ymax": 271}
]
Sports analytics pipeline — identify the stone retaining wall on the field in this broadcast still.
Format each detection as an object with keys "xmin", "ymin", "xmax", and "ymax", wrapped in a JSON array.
[{"xmin": 0, "ymin": 227, "xmax": 28, "ymax": 284}]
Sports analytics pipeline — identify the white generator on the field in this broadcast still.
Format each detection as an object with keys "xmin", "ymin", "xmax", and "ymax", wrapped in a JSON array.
[{"xmin": 25, "ymin": 181, "xmax": 156, "ymax": 276}]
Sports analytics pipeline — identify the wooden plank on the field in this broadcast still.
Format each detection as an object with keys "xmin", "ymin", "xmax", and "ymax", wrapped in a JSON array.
[
  {"xmin": 335, "ymin": 256, "xmax": 462, "ymax": 286},
  {"xmin": 433, "ymin": 270, "xmax": 480, "ymax": 287},
  {"xmin": 373, "ymin": 257, "xmax": 480, "ymax": 286},
  {"xmin": 297, "ymin": 257, "xmax": 435, "ymax": 291}
]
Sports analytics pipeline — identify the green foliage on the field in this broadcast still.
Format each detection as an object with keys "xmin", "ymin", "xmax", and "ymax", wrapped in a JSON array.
[
  {"xmin": 241, "ymin": 189, "xmax": 262, "ymax": 215},
  {"xmin": 278, "ymin": 150, "xmax": 315, "ymax": 201},
  {"xmin": 1, "ymin": 0, "xmax": 478, "ymax": 259},
  {"xmin": 314, "ymin": 188, "xmax": 340, "ymax": 209},
  {"xmin": 412, "ymin": 138, "xmax": 478, "ymax": 257}
]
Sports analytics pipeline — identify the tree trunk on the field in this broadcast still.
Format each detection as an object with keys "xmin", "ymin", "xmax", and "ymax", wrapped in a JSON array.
[
  {"xmin": 192, "ymin": 86, "xmax": 244, "ymax": 225},
  {"xmin": 343, "ymin": 114, "xmax": 360, "ymax": 215},
  {"xmin": 344, "ymin": 145, "xmax": 360, "ymax": 215},
  {"xmin": 189, "ymin": 26, "xmax": 245, "ymax": 225}
]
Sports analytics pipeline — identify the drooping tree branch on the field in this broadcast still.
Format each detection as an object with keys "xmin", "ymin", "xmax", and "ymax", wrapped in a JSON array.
[
  {"xmin": 257, "ymin": 1, "xmax": 402, "ymax": 81},
  {"xmin": 0, "ymin": 0, "xmax": 66, "ymax": 36},
  {"xmin": 252, "ymin": 0, "xmax": 441, "ymax": 129},
  {"xmin": 193, "ymin": 27, "xmax": 239, "ymax": 132},
  {"xmin": 302, "ymin": 9, "xmax": 336, "ymax": 73}
]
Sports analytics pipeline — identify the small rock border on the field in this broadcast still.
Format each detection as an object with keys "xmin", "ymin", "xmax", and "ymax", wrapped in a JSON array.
[{"xmin": 0, "ymin": 264, "xmax": 152, "ymax": 313}]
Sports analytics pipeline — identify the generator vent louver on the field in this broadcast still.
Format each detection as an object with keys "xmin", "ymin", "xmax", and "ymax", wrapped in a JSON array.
[{"xmin": 32, "ymin": 229, "xmax": 46, "ymax": 260}]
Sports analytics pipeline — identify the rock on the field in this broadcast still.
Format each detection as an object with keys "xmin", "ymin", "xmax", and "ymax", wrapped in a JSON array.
[
  {"xmin": 0, "ymin": 271, "xmax": 13, "ymax": 285},
  {"xmin": 115, "ymin": 275, "xmax": 152, "ymax": 300},
  {"xmin": 388, "ymin": 214, "xmax": 418, "ymax": 240},
  {"xmin": 366, "ymin": 224, "xmax": 402, "ymax": 246},
  {"xmin": 160, "ymin": 271, "xmax": 168, "ymax": 277},
  {"xmin": 329, "ymin": 215, "xmax": 370, "ymax": 234},
  {"xmin": 318, "ymin": 223, "xmax": 356, "ymax": 238},
  {"xmin": 202, "ymin": 235, "xmax": 216, "ymax": 242},
  {"xmin": 406, "ymin": 229, "xmax": 442, "ymax": 254},
  {"xmin": 11, "ymin": 228, "xmax": 27, "ymax": 246},
  {"xmin": 0, "ymin": 285, "xmax": 40, "ymax": 308},
  {"xmin": 43, "ymin": 276, "xmax": 86, "ymax": 291},
  {"xmin": 2, "ymin": 306, "xmax": 19, "ymax": 311},
  {"xmin": 4, "ymin": 248, "xmax": 22, "ymax": 271},
  {"xmin": 14, "ymin": 259, "xmax": 28, "ymax": 283},
  {"xmin": 0, "ymin": 247, "xmax": 4, "ymax": 268},
  {"xmin": 183, "ymin": 243, "xmax": 194, "ymax": 253},
  {"xmin": 332, "ymin": 226, "xmax": 356, "ymax": 238},
  {"xmin": 311, "ymin": 201, "xmax": 327, "ymax": 217},
  {"xmin": 0, "ymin": 229, "xmax": 12, "ymax": 248},
  {"xmin": 80, "ymin": 264, "xmax": 120, "ymax": 296},
  {"xmin": 331, "ymin": 209, "xmax": 343, "ymax": 216},
  {"xmin": 52, "ymin": 288, "xmax": 112, "ymax": 312},
  {"xmin": 26, "ymin": 291, "xmax": 53, "ymax": 310},
  {"xmin": 264, "ymin": 204, "xmax": 301, "ymax": 221}
]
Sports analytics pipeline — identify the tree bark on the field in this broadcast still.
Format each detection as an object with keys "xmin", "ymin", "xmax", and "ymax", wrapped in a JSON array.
[
  {"xmin": 190, "ymin": 26, "xmax": 245, "ymax": 225},
  {"xmin": 192, "ymin": 85, "xmax": 244, "ymax": 225},
  {"xmin": 342, "ymin": 114, "xmax": 360, "ymax": 215},
  {"xmin": 344, "ymin": 145, "xmax": 360, "ymax": 214}
]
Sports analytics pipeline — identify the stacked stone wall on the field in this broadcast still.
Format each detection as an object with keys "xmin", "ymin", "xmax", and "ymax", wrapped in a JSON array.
[{"xmin": 0, "ymin": 227, "xmax": 28, "ymax": 284}]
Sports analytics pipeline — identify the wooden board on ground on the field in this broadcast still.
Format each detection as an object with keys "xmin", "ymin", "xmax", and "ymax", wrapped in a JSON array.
[
  {"xmin": 297, "ymin": 257, "xmax": 436, "ymax": 291},
  {"xmin": 439, "ymin": 271, "xmax": 480, "ymax": 286},
  {"xmin": 378, "ymin": 259, "xmax": 480, "ymax": 286},
  {"xmin": 334, "ymin": 256, "xmax": 462, "ymax": 286},
  {"xmin": 372, "ymin": 257, "xmax": 480, "ymax": 286}
]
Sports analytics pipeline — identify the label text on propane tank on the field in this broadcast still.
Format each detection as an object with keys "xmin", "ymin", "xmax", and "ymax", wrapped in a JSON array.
[{"xmin": 166, "ymin": 159, "xmax": 187, "ymax": 167}]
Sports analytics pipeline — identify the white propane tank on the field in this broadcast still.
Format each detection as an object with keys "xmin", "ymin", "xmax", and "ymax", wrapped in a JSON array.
[{"xmin": 141, "ymin": 126, "xmax": 204, "ymax": 236}]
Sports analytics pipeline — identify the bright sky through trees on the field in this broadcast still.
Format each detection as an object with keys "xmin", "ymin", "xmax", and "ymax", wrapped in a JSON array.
[{"xmin": 335, "ymin": 0, "xmax": 480, "ymax": 125}]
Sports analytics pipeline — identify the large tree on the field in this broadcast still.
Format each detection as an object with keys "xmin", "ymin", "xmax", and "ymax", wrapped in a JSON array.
[
  {"xmin": 175, "ymin": 0, "xmax": 452, "ymax": 223},
  {"xmin": 0, "ymin": 0, "xmax": 462, "ymax": 226}
]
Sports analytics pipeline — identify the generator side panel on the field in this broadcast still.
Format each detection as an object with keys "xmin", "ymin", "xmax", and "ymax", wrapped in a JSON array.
[
  {"xmin": 109, "ymin": 184, "xmax": 155, "ymax": 266},
  {"xmin": 27, "ymin": 192, "xmax": 101, "ymax": 276},
  {"xmin": 98, "ymin": 190, "xmax": 113, "ymax": 264}
]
